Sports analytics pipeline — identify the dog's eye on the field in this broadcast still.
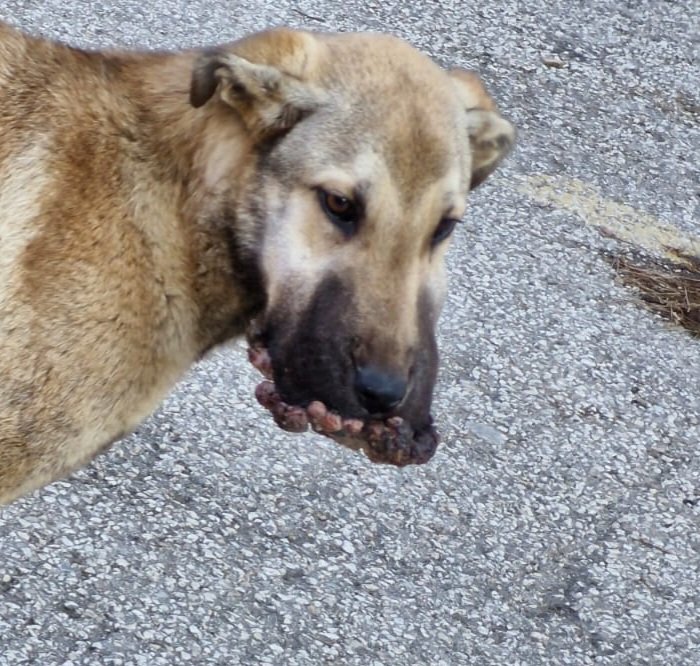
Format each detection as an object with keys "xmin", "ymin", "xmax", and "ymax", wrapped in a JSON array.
[
  {"xmin": 317, "ymin": 189, "xmax": 359, "ymax": 236},
  {"xmin": 431, "ymin": 218, "xmax": 459, "ymax": 246}
]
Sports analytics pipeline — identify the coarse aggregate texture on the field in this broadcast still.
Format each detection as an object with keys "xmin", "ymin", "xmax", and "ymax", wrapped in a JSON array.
[{"xmin": 0, "ymin": 1, "xmax": 699, "ymax": 664}]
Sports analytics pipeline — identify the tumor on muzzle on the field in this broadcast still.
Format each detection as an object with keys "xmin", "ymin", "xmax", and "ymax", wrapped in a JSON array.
[{"xmin": 245, "ymin": 276, "xmax": 441, "ymax": 466}]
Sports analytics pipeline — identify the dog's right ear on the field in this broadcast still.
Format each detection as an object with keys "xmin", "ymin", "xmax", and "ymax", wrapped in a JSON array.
[{"xmin": 190, "ymin": 33, "xmax": 323, "ymax": 138}]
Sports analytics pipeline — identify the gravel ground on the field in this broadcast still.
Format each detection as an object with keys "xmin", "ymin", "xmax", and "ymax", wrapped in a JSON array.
[{"xmin": 1, "ymin": 1, "xmax": 699, "ymax": 664}]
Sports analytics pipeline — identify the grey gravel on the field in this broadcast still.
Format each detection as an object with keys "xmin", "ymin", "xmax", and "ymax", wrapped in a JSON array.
[{"xmin": 1, "ymin": 1, "xmax": 699, "ymax": 665}]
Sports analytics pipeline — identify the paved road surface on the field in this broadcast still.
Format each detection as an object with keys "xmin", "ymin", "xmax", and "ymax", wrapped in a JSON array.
[{"xmin": 1, "ymin": 1, "xmax": 698, "ymax": 664}]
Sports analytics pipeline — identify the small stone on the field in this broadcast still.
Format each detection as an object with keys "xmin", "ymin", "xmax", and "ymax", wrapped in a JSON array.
[
  {"xmin": 318, "ymin": 631, "xmax": 340, "ymax": 645},
  {"xmin": 467, "ymin": 421, "xmax": 507, "ymax": 446},
  {"xmin": 542, "ymin": 55, "xmax": 568, "ymax": 68}
]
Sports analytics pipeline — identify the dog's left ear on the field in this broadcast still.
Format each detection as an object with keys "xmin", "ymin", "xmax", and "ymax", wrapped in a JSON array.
[
  {"xmin": 190, "ymin": 31, "xmax": 323, "ymax": 138},
  {"xmin": 449, "ymin": 69, "xmax": 515, "ymax": 189}
]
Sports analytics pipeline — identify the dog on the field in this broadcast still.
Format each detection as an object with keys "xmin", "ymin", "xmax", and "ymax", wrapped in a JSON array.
[{"xmin": 0, "ymin": 22, "xmax": 514, "ymax": 504}]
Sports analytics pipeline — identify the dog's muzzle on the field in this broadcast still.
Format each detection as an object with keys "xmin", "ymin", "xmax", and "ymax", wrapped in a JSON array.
[{"xmin": 246, "ymin": 328, "xmax": 439, "ymax": 466}]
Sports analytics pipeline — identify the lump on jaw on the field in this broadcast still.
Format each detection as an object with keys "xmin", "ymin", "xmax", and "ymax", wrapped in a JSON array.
[{"xmin": 246, "ymin": 332, "xmax": 439, "ymax": 466}]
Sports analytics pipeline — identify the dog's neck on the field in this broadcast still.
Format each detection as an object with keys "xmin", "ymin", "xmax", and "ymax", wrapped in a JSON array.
[
  {"xmin": 115, "ymin": 51, "xmax": 220, "ymax": 182},
  {"xmin": 114, "ymin": 50, "xmax": 266, "ymax": 353}
]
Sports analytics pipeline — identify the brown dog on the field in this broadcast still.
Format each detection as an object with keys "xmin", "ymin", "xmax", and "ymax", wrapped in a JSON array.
[{"xmin": 0, "ymin": 23, "xmax": 514, "ymax": 504}]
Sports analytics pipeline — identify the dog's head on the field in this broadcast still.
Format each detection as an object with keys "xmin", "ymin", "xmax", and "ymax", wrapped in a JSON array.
[{"xmin": 190, "ymin": 29, "xmax": 514, "ymax": 463}]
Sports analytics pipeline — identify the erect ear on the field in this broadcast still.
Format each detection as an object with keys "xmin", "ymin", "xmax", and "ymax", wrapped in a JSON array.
[
  {"xmin": 189, "ymin": 30, "xmax": 323, "ymax": 138},
  {"xmin": 449, "ymin": 69, "xmax": 516, "ymax": 189}
]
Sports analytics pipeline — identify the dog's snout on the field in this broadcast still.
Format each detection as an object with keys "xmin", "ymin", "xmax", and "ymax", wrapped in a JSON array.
[{"xmin": 354, "ymin": 365, "xmax": 407, "ymax": 415}]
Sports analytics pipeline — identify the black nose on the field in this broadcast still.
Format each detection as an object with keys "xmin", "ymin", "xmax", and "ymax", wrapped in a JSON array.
[{"xmin": 354, "ymin": 365, "xmax": 407, "ymax": 415}]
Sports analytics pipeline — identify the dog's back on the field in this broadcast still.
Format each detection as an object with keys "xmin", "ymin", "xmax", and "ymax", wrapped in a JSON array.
[{"xmin": 0, "ymin": 24, "xmax": 201, "ymax": 502}]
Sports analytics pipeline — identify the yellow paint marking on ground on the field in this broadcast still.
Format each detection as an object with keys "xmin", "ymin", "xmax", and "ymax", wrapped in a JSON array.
[{"xmin": 518, "ymin": 174, "xmax": 700, "ymax": 262}]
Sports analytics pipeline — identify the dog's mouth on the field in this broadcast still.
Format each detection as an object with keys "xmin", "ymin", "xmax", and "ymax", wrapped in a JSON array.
[{"xmin": 246, "ymin": 330, "xmax": 439, "ymax": 466}]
